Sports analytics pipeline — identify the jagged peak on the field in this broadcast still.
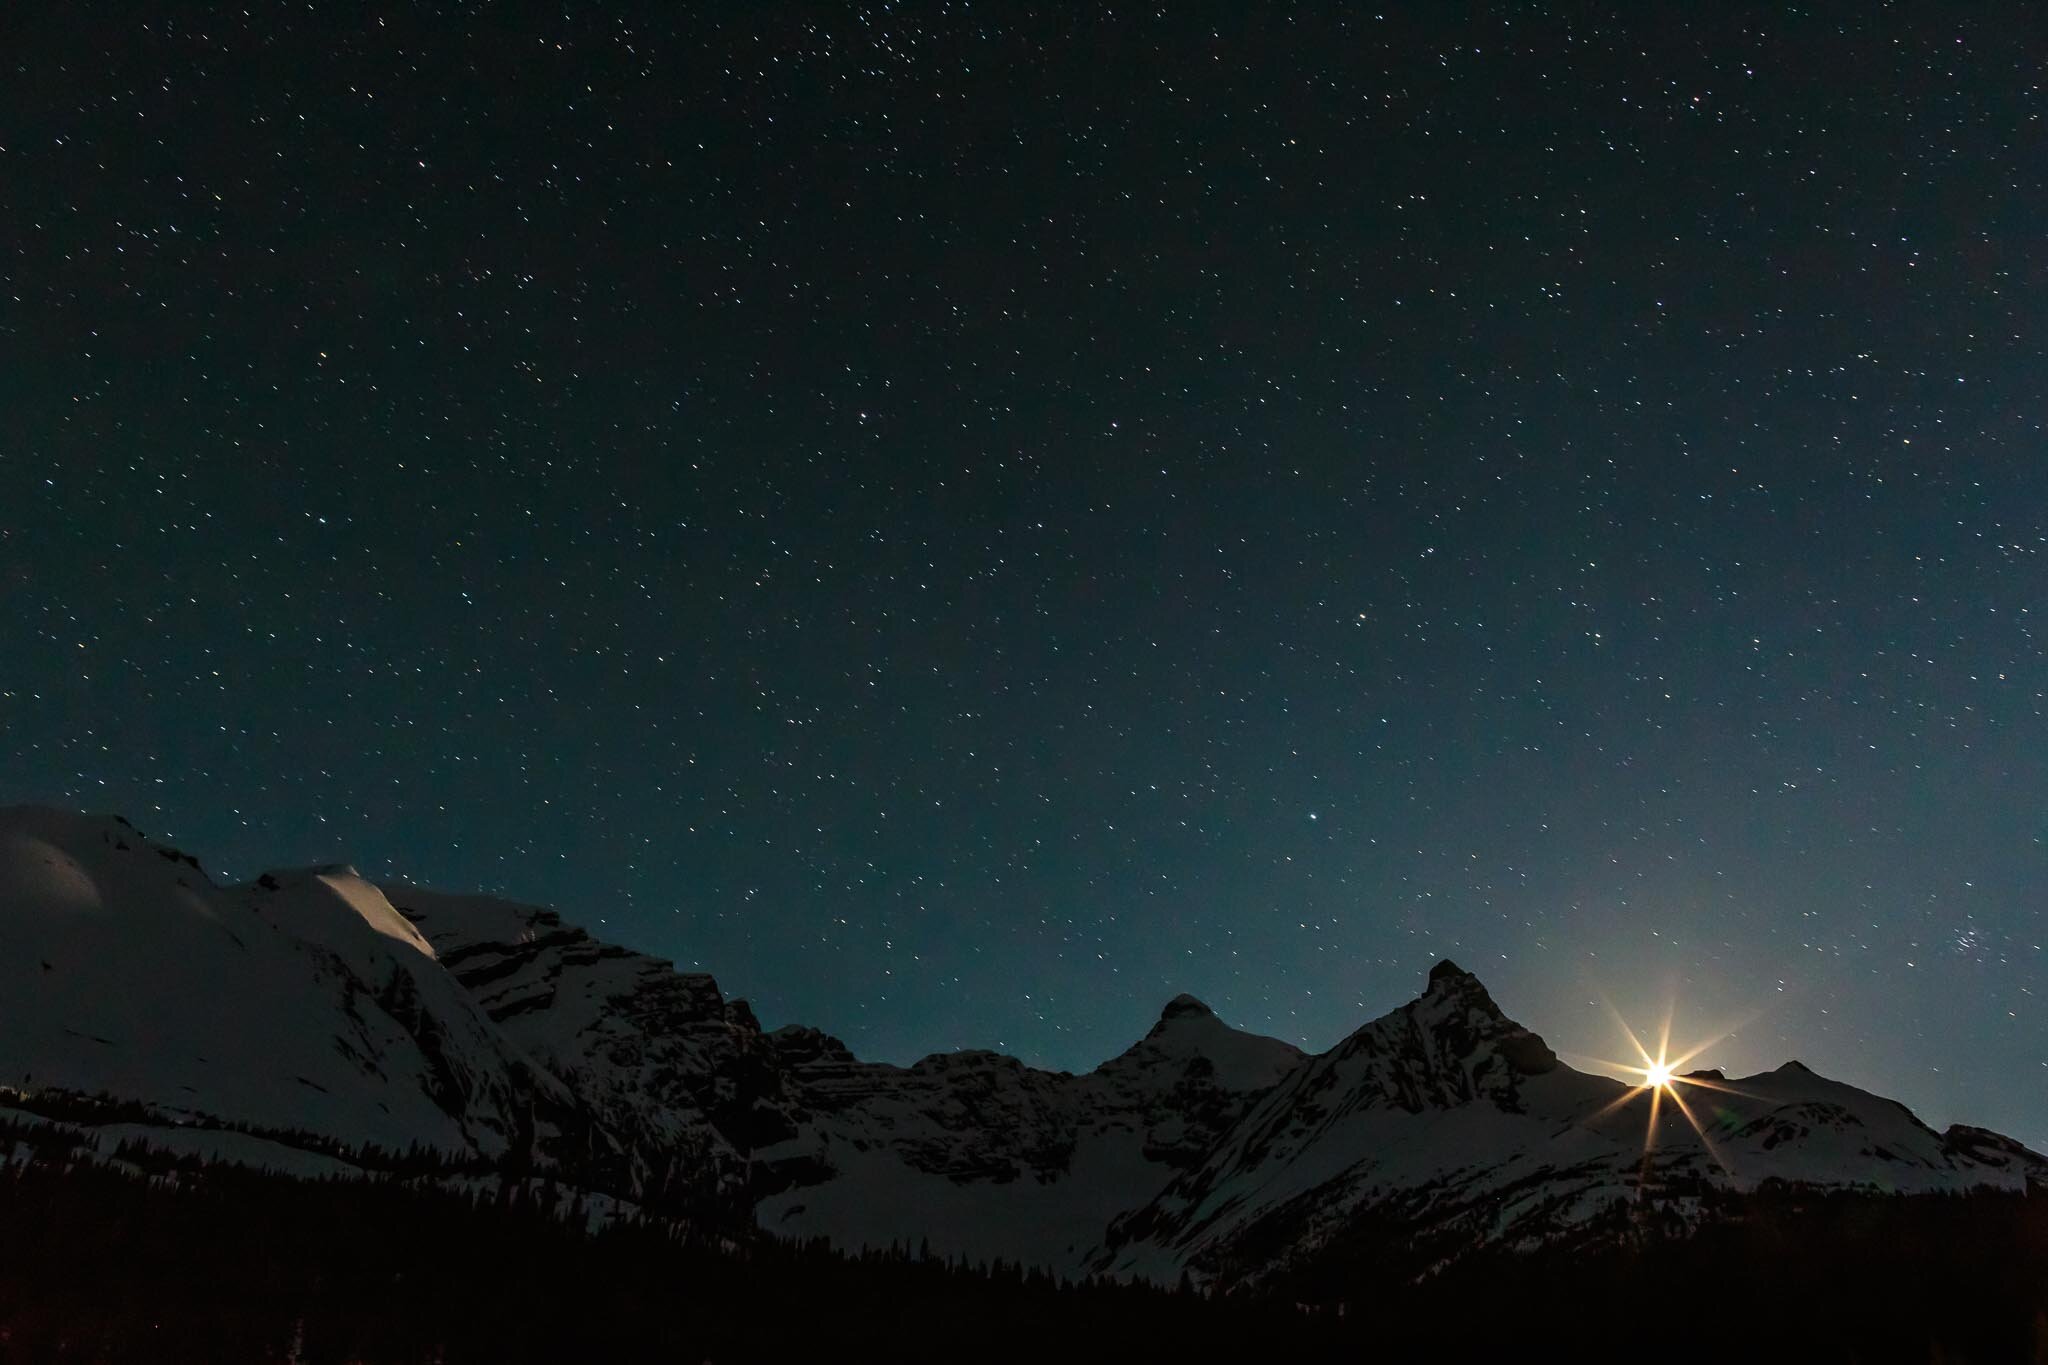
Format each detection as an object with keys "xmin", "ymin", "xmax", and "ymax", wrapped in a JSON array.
[
  {"xmin": 1427, "ymin": 957, "xmax": 1474, "ymax": 987},
  {"xmin": 1330, "ymin": 958, "xmax": 1557, "ymax": 1086},
  {"xmin": 1419, "ymin": 957, "xmax": 1511, "ymax": 1014},
  {"xmin": 1417, "ymin": 958, "xmax": 1509, "ymax": 1019},
  {"xmin": 1099, "ymin": 997, "xmax": 1303, "ymax": 1093}
]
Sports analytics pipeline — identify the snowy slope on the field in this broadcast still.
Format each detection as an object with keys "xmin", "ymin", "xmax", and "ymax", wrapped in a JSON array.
[
  {"xmin": 1095, "ymin": 961, "xmax": 2048, "ymax": 1287},
  {"xmin": 0, "ymin": 807, "xmax": 540, "ymax": 1157},
  {"xmin": 752, "ymin": 996, "xmax": 1303, "ymax": 1274},
  {"xmin": 4, "ymin": 805, "xmax": 2041, "ymax": 1290}
]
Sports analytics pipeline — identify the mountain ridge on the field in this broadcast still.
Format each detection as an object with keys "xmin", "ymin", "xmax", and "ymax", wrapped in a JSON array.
[{"xmin": 2, "ymin": 803, "xmax": 2041, "ymax": 1289}]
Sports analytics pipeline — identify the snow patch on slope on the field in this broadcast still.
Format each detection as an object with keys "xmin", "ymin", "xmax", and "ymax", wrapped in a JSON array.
[{"xmin": 0, "ymin": 807, "xmax": 527, "ymax": 1157}]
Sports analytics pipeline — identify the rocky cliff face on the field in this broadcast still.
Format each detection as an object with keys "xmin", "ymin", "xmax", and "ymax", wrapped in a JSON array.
[
  {"xmin": 390, "ymin": 886, "xmax": 801, "ymax": 1200},
  {"xmin": 749, "ymin": 995, "xmax": 1304, "ymax": 1274},
  {"xmin": 3, "ymin": 804, "xmax": 2042, "ymax": 1289}
]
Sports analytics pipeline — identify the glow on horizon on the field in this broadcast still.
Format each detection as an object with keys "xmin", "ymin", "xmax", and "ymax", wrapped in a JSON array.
[{"xmin": 1574, "ymin": 1001, "xmax": 1760, "ymax": 1182}]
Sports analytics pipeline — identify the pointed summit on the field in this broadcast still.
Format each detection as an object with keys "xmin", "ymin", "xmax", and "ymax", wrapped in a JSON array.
[
  {"xmin": 1104, "ymin": 995, "xmax": 1302, "ymax": 1093},
  {"xmin": 1327, "ymin": 957, "xmax": 1559, "ymax": 1088},
  {"xmin": 1427, "ymin": 958, "xmax": 1475, "ymax": 988},
  {"xmin": 1421, "ymin": 959, "xmax": 1506, "ymax": 1017}
]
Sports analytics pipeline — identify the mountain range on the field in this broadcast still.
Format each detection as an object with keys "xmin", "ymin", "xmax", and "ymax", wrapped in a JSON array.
[{"xmin": 3, "ymin": 803, "xmax": 2041, "ymax": 1289}]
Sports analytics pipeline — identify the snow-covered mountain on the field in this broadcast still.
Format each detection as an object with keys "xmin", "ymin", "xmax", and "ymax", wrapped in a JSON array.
[
  {"xmin": 390, "ymin": 884, "xmax": 800, "ymax": 1201},
  {"xmin": 1094, "ymin": 960, "xmax": 2047, "ymax": 1286},
  {"xmin": 752, "ymin": 993, "xmax": 1302, "ymax": 1274},
  {"xmin": 0, "ymin": 807, "xmax": 548, "ymax": 1159},
  {"xmin": 1, "ymin": 805, "xmax": 2040, "ymax": 1288}
]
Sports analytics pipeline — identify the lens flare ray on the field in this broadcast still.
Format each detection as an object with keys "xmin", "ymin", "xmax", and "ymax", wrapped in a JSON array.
[{"xmin": 1570, "ymin": 999, "xmax": 1762, "ymax": 1186}]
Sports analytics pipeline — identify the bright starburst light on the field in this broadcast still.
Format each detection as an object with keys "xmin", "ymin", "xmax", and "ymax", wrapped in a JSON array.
[{"xmin": 1576, "ymin": 1002, "xmax": 1758, "ymax": 1186}]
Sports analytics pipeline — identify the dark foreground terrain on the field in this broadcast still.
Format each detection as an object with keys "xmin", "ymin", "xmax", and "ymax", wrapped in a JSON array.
[{"xmin": 0, "ymin": 1145, "xmax": 2043, "ymax": 1364}]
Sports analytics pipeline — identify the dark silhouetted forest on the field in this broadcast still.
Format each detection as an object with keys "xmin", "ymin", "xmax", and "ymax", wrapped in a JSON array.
[{"xmin": 0, "ymin": 1144, "xmax": 2042, "ymax": 1364}]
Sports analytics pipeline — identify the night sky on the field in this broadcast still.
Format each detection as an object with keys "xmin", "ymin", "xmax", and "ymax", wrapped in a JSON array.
[{"xmin": 5, "ymin": 5, "xmax": 2045, "ymax": 1149}]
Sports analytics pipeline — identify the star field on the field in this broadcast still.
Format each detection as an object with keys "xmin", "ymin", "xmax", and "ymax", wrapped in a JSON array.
[{"xmin": 3, "ymin": 5, "xmax": 2044, "ymax": 1149}]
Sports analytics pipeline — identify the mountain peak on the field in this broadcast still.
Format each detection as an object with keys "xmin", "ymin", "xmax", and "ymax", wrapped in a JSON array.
[
  {"xmin": 1330, "ymin": 957, "xmax": 1559, "ymax": 1086},
  {"xmin": 1105, "ymin": 996, "xmax": 1302, "ymax": 1093},
  {"xmin": 1427, "ymin": 957, "xmax": 1475, "ymax": 988},
  {"xmin": 1420, "ymin": 959, "xmax": 1505, "ymax": 1017}
]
